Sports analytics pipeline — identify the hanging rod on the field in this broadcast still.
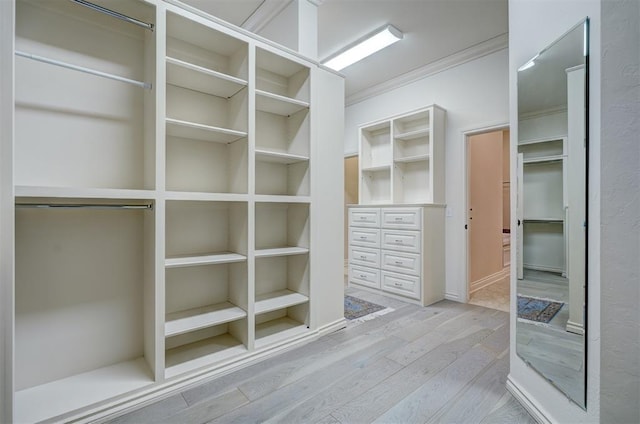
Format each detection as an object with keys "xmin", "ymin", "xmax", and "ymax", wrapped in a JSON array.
[
  {"xmin": 69, "ymin": 0, "xmax": 154, "ymax": 31},
  {"xmin": 16, "ymin": 203, "xmax": 153, "ymax": 210},
  {"xmin": 15, "ymin": 50, "xmax": 153, "ymax": 90}
]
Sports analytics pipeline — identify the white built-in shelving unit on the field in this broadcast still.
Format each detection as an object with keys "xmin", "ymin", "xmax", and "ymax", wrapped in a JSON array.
[{"xmin": 1, "ymin": 0, "xmax": 345, "ymax": 422}]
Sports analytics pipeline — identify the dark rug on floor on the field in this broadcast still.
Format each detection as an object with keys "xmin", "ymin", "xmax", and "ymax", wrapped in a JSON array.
[
  {"xmin": 344, "ymin": 295, "xmax": 386, "ymax": 320},
  {"xmin": 517, "ymin": 295, "xmax": 564, "ymax": 323}
]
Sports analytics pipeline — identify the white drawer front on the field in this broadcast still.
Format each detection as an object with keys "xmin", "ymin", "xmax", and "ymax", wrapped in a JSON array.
[
  {"xmin": 349, "ymin": 208, "xmax": 381, "ymax": 228},
  {"xmin": 349, "ymin": 227, "xmax": 380, "ymax": 248},
  {"xmin": 349, "ymin": 246, "xmax": 380, "ymax": 268},
  {"xmin": 381, "ymin": 229, "xmax": 421, "ymax": 253},
  {"xmin": 381, "ymin": 250, "xmax": 420, "ymax": 276},
  {"xmin": 381, "ymin": 208, "xmax": 421, "ymax": 230},
  {"xmin": 381, "ymin": 271, "xmax": 420, "ymax": 300},
  {"xmin": 349, "ymin": 265, "xmax": 380, "ymax": 289}
]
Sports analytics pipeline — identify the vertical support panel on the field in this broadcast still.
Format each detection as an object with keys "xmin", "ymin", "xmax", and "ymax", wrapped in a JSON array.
[
  {"xmin": 311, "ymin": 67, "xmax": 345, "ymax": 331},
  {"xmin": 247, "ymin": 41, "xmax": 256, "ymax": 350},
  {"xmin": 0, "ymin": 0, "xmax": 14, "ymax": 420}
]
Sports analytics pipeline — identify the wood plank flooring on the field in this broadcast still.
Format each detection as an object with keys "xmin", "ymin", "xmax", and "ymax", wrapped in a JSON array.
[{"xmin": 106, "ymin": 288, "xmax": 535, "ymax": 424}]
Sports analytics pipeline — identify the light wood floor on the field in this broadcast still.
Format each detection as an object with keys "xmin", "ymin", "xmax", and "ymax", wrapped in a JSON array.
[{"xmin": 107, "ymin": 288, "xmax": 535, "ymax": 424}]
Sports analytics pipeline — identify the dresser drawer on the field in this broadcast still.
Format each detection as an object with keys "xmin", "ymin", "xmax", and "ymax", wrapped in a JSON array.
[
  {"xmin": 349, "ymin": 246, "xmax": 380, "ymax": 268},
  {"xmin": 349, "ymin": 265, "xmax": 380, "ymax": 289},
  {"xmin": 381, "ymin": 207, "xmax": 422, "ymax": 230},
  {"xmin": 381, "ymin": 271, "xmax": 420, "ymax": 300},
  {"xmin": 380, "ymin": 250, "xmax": 420, "ymax": 276},
  {"xmin": 349, "ymin": 208, "xmax": 380, "ymax": 228},
  {"xmin": 381, "ymin": 229, "xmax": 421, "ymax": 253},
  {"xmin": 349, "ymin": 227, "xmax": 380, "ymax": 248}
]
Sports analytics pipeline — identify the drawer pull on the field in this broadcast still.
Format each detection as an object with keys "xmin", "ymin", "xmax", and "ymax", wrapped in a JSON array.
[
  {"xmin": 360, "ymin": 236, "xmax": 367, "ymax": 240},
  {"xmin": 360, "ymin": 255, "xmax": 367, "ymax": 259},
  {"xmin": 394, "ymin": 261, "xmax": 403, "ymax": 265},
  {"xmin": 360, "ymin": 216, "xmax": 367, "ymax": 220},
  {"xmin": 395, "ymin": 239, "xmax": 403, "ymax": 243},
  {"xmin": 394, "ymin": 282, "xmax": 403, "ymax": 287},
  {"xmin": 359, "ymin": 274, "xmax": 367, "ymax": 278},
  {"xmin": 395, "ymin": 217, "xmax": 403, "ymax": 221}
]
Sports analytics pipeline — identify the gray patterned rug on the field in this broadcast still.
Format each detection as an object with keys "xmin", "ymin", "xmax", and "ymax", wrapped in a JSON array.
[{"xmin": 344, "ymin": 295, "xmax": 387, "ymax": 320}]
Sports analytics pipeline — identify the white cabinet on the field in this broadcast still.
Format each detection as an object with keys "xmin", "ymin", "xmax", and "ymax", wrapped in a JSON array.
[
  {"xmin": 1, "ymin": 1, "xmax": 344, "ymax": 422},
  {"xmin": 348, "ymin": 205, "xmax": 445, "ymax": 305},
  {"xmin": 358, "ymin": 106, "xmax": 446, "ymax": 205}
]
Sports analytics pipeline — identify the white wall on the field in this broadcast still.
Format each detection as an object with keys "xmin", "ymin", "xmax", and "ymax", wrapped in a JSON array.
[
  {"xmin": 599, "ymin": 1, "xmax": 640, "ymax": 422},
  {"xmin": 344, "ymin": 49, "xmax": 509, "ymax": 302},
  {"xmin": 508, "ymin": 0, "xmax": 601, "ymax": 422},
  {"xmin": 257, "ymin": 1, "xmax": 298, "ymax": 53}
]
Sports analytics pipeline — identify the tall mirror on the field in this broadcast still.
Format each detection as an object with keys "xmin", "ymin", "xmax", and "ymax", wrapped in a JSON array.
[{"xmin": 516, "ymin": 19, "xmax": 588, "ymax": 408}]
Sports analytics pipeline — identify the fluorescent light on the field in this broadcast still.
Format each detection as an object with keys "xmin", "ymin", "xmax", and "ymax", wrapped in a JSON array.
[
  {"xmin": 518, "ymin": 54, "xmax": 539, "ymax": 72},
  {"xmin": 323, "ymin": 25, "xmax": 403, "ymax": 71}
]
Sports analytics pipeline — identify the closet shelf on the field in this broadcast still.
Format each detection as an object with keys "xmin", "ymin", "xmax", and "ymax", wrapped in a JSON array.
[
  {"xmin": 165, "ymin": 302, "xmax": 247, "ymax": 337},
  {"xmin": 394, "ymin": 128, "xmax": 429, "ymax": 140},
  {"xmin": 255, "ymin": 317, "xmax": 309, "ymax": 349},
  {"xmin": 166, "ymin": 57, "xmax": 247, "ymax": 98},
  {"xmin": 165, "ymin": 334, "xmax": 247, "ymax": 379},
  {"xmin": 523, "ymin": 218, "xmax": 564, "ymax": 224},
  {"xmin": 14, "ymin": 185, "xmax": 156, "ymax": 200},
  {"xmin": 166, "ymin": 118, "xmax": 247, "ymax": 144},
  {"xmin": 394, "ymin": 154, "xmax": 429, "ymax": 163},
  {"xmin": 361, "ymin": 164, "xmax": 391, "ymax": 172},
  {"xmin": 255, "ymin": 289, "xmax": 309, "ymax": 315},
  {"xmin": 254, "ymin": 246, "xmax": 309, "ymax": 258},
  {"xmin": 256, "ymin": 89, "xmax": 309, "ymax": 116},
  {"xmin": 14, "ymin": 358, "xmax": 152, "ymax": 424},
  {"xmin": 255, "ymin": 195, "xmax": 311, "ymax": 204},
  {"xmin": 523, "ymin": 155, "xmax": 564, "ymax": 164},
  {"xmin": 518, "ymin": 136, "xmax": 566, "ymax": 146},
  {"xmin": 165, "ymin": 252, "xmax": 247, "ymax": 268},
  {"xmin": 255, "ymin": 148, "xmax": 309, "ymax": 164},
  {"xmin": 164, "ymin": 191, "xmax": 249, "ymax": 202}
]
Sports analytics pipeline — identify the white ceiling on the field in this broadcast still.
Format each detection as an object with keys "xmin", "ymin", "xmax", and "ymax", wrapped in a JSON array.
[{"xmin": 178, "ymin": 0, "xmax": 509, "ymax": 100}]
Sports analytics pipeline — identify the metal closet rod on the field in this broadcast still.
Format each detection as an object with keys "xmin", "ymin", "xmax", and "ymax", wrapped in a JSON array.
[
  {"xmin": 16, "ymin": 203, "xmax": 153, "ymax": 210},
  {"xmin": 69, "ymin": 0, "xmax": 154, "ymax": 31},
  {"xmin": 15, "ymin": 51, "xmax": 152, "ymax": 90}
]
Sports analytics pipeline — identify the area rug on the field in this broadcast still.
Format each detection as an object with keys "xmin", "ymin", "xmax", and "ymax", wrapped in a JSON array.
[
  {"xmin": 344, "ymin": 295, "xmax": 390, "ymax": 321},
  {"xmin": 517, "ymin": 295, "xmax": 563, "ymax": 323}
]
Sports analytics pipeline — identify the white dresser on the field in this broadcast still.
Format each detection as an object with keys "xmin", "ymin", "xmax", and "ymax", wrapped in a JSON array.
[{"xmin": 348, "ymin": 205, "xmax": 445, "ymax": 306}]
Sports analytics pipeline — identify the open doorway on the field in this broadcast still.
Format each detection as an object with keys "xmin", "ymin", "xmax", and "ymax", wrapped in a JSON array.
[
  {"xmin": 466, "ymin": 128, "xmax": 510, "ymax": 312},
  {"xmin": 344, "ymin": 155, "xmax": 359, "ymax": 286}
]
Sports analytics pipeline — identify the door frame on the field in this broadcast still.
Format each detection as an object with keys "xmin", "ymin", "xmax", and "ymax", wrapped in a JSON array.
[{"xmin": 462, "ymin": 123, "xmax": 510, "ymax": 303}]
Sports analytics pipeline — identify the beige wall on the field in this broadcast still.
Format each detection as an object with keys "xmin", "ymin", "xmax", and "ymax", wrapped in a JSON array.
[
  {"xmin": 344, "ymin": 156, "xmax": 358, "ymax": 260},
  {"xmin": 468, "ymin": 131, "xmax": 505, "ymax": 285}
]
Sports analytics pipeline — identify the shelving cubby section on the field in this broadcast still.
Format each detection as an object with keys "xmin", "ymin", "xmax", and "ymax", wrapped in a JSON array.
[
  {"xmin": 255, "ymin": 48, "xmax": 310, "ymax": 197},
  {"xmin": 164, "ymin": 200, "xmax": 248, "ymax": 376},
  {"xmin": 14, "ymin": 198, "xmax": 156, "ymax": 423},
  {"xmin": 14, "ymin": 0, "xmax": 157, "ymax": 193},
  {"xmin": 166, "ymin": 12, "xmax": 249, "ymax": 194},
  {"xmin": 359, "ymin": 122, "xmax": 392, "ymax": 204},
  {"xmin": 393, "ymin": 109, "xmax": 431, "ymax": 204},
  {"xmin": 519, "ymin": 137, "xmax": 567, "ymax": 273}
]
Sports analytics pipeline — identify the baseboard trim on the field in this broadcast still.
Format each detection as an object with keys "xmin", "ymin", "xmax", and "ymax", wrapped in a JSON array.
[
  {"xmin": 506, "ymin": 376, "xmax": 551, "ymax": 424},
  {"xmin": 469, "ymin": 268, "xmax": 509, "ymax": 294},
  {"xmin": 565, "ymin": 320, "xmax": 585, "ymax": 335},
  {"xmin": 317, "ymin": 318, "xmax": 347, "ymax": 336}
]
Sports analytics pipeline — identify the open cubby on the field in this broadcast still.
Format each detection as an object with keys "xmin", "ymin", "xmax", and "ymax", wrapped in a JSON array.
[
  {"xmin": 255, "ymin": 203, "xmax": 309, "ymax": 254},
  {"xmin": 14, "ymin": 199, "xmax": 155, "ymax": 422},
  {"xmin": 394, "ymin": 134, "xmax": 429, "ymax": 161},
  {"xmin": 519, "ymin": 138, "xmax": 565, "ymax": 161},
  {"xmin": 14, "ymin": 0, "xmax": 156, "ymax": 191},
  {"xmin": 361, "ymin": 168, "xmax": 391, "ymax": 204},
  {"xmin": 523, "ymin": 222, "xmax": 565, "ymax": 273},
  {"xmin": 166, "ymin": 201, "xmax": 248, "ymax": 264},
  {"xmin": 393, "ymin": 161, "xmax": 430, "ymax": 204},
  {"xmin": 523, "ymin": 161, "xmax": 564, "ymax": 219},
  {"xmin": 255, "ymin": 108, "xmax": 309, "ymax": 156},
  {"xmin": 255, "ymin": 158, "xmax": 309, "ymax": 197},
  {"xmin": 255, "ymin": 255, "xmax": 309, "ymax": 315},
  {"xmin": 255, "ymin": 304, "xmax": 309, "ymax": 349},
  {"xmin": 256, "ymin": 47, "xmax": 309, "ymax": 103},
  {"xmin": 393, "ymin": 109, "xmax": 430, "ymax": 137},
  {"xmin": 360, "ymin": 122, "xmax": 391, "ymax": 170},
  {"xmin": 166, "ymin": 135, "xmax": 248, "ymax": 194}
]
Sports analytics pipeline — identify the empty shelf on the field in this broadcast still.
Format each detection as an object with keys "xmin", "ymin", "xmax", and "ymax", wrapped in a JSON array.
[
  {"xmin": 165, "ymin": 252, "xmax": 247, "ymax": 268},
  {"xmin": 14, "ymin": 185, "xmax": 155, "ymax": 200},
  {"xmin": 523, "ymin": 218, "xmax": 564, "ymax": 224},
  {"xmin": 255, "ymin": 317, "xmax": 309, "ymax": 349},
  {"xmin": 166, "ymin": 57, "xmax": 247, "ymax": 98},
  {"xmin": 256, "ymin": 89, "xmax": 309, "ymax": 116},
  {"xmin": 394, "ymin": 154, "xmax": 429, "ymax": 163},
  {"xmin": 395, "ymin": 128, "xmax": 429, "ymax": 140},
  {"xmin": 255, "ymin": 148, "xmax": 309, "ymax": 164},
  {"xmin": 361, "ymin": 165, "xmax": 391, "ymax": 172},
  {"xmin": 254, "ymin": 247, "xmax": 309, "ymax": 258},
  {"xmin": 523, "ymin": 155, "xmax": 564, "ymax": 164},
  {"xmin": 255, "ymin": 289, "xmax": 309, "ymax": 315},
  {"xmin": 166, "ymin": 118, "xmax": 247, "ymax": 144},
  {"xmin": 165, "ymin": 334, "xmax": 247, "ymax": 379},
  {"xmin": 165, "ymin": 302, "xmax": 247, "ymax": 337}
]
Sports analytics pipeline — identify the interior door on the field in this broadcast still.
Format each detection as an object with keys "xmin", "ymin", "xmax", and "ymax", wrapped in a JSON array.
[{"xmin": 516, "ymin": 152, "xmax": 524, "ymax": 279}]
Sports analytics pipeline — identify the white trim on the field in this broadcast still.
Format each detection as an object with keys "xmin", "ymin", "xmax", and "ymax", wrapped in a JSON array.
[
  {"xmin": 316, "ymin": 318, "xmax": 347, "ymax": 336},
  {"xmin": 506, "ymin": 376, "xmax": 552, "ymax": 424},
  {"xmin": 445, "ymin": 292, "xmax": 462, "ymax": 302},
  {"xmin": 565, "ymin": 320, "xmax": 585, "ymax": 335},
  {"xmin": 242, "ymin": 0, "xmax": 294, "ymax": 33},
  {"xmin": 346, "ymin": 33, "xmax": 508, "ymax": 106},
  {"xmin": 519, "ymin": 105, "xmax": 568, "ymax": 121},
  {"xmin": 469, "ymin": 268, "xmax": 510, "ymax": 294}
]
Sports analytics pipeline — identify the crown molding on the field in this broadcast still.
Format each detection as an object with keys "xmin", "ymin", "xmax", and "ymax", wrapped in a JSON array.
[
  {"xmin": 346, "ymin": 33, "xmax": 509, "ymax": 107},
  {"xmin": 306, "ymin": 0, "xmax": 326, "ymax": 6},
  {"xmin": 242, "ymin": 0, "xmax": 294, "ymax": 33}
]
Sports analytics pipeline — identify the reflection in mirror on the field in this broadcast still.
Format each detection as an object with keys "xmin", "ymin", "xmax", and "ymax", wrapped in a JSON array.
[{"xmin": 516, "ymin": 19, "xmax": 588, "ymax": 409}]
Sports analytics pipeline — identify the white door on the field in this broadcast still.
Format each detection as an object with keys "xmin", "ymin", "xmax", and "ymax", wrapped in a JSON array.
[{"xmin": 516, "ymin": 153, "xmax": 524, "ymax": 279}]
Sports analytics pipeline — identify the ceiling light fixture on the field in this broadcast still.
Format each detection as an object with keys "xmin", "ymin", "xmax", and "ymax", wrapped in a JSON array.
[{"xmin": 322, "ymin": 24, "xmax": 403, "ymax": 72}]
